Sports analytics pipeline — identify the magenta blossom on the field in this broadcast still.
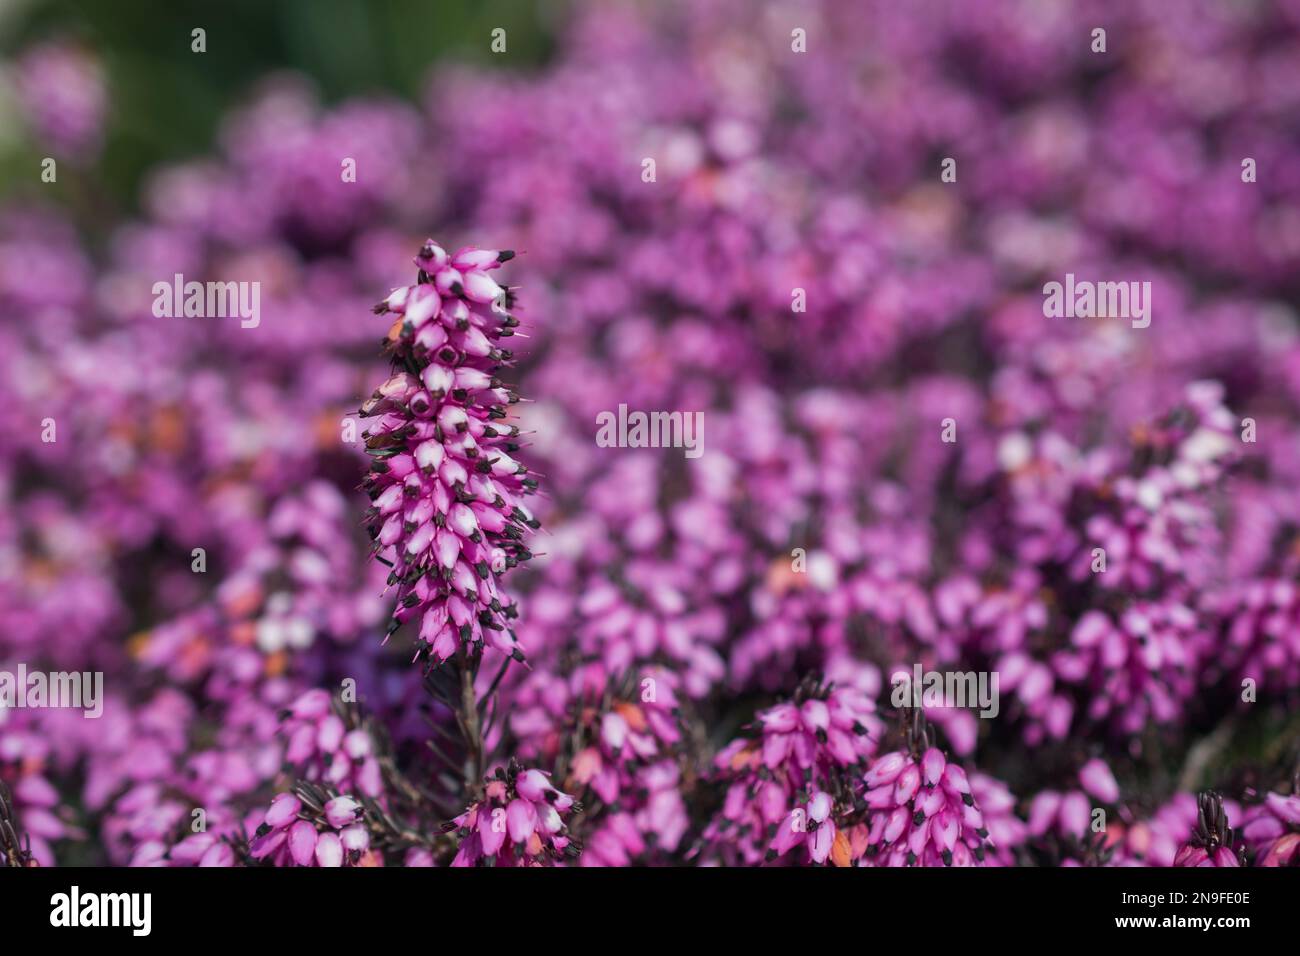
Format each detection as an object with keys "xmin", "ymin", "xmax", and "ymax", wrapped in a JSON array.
[
  {"xmin": 449, "ymin": 762, "xmax": 579, "ymax": 867},
  {"xmin": 699, "ymin": 677, "xmax": 883, "ymax": 865},
  {"xmin": 859, "ymin": 713, "xmax": 994, "ymax": 867},
  {"xmin": 511, "ymin": 666, "xmax": 689, "ymax": 865},
  {"xmin": 1173, "ymin": 791, "xmax": 1243, "ymax": 867},
  {"xmin": 279, "ymin": 689, "xmax": 384, "ymax": 800},
  {"xmin": 362, "ymin": 241, "xmax": 536, "ymax": 665},
  {"xmin": 248, "ymin": 785, "xmax": 376, "ymax": 867},
  {"xmin": 1028, "ymin": 758, "xmax": 1121, "ymax": 843},
  {"xmin": 768, "ymin": 791, "xmax": 842, "ymax": 864},
  {"xmin": 1240, "ymin": 781, "xmax": 1300, "ymax": 867},
  {"xmin": 970, "ymin": 772, "xmax": 1027, "ymax": 866},
  {"xmin": 13, "ymin": 41, "xmax": 106, "ymax": 158}
]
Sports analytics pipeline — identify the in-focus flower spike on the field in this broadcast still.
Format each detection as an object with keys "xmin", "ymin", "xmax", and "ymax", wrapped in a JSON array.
[
  {"xmin": 1173, "ymin": 790, "xmax": 1243, "ymax": 867},
  {"xmin": 361, "ymin": 241, "xmax": 536, "ymax": 666}
]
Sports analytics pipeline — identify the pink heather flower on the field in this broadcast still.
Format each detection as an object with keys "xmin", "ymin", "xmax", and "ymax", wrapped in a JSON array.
[
  {"xmin": 13, "ymin": 41, "xmax": 107, "ymax": 158},
  {"xmin": 1240, "ymin": 781, "xmax": 1300, "ymax": 867},
  {"xmin": 750, "ymin": 680, "xmax": 884, "ymax": 780},
  {"xmin": 699, "ymin": 677, "xmax": 883, "ymax": 865},
  {"xmin": 970, "ymin": 772, "xmax": 1027, "ymax": 866},
  {"xmin": 568, "ymin": 676, "xmax": 683, "ymax": 803},
  {"xmin": 1066, "ymin": 383, "xmax": 1239, "ymax": 595},
  {"xmin": 1173, "ymin": 791, "xmax": 1243, "ymax": 867},
  {"xmin": 1054, "ymin": 602, "xmax": 1204, "ymax": 735},
  {"xmin": 323, "ymin": 795, "xmax": 363, "ymax": 829},
  {"xmin": 124, "ymin": 772, "xmax": 254, "ymax": 868},
  {"xmin": 404, "ymin": 847, "xmax": 435, "ymax": 866},
  {"xmin": 768, "ymin": 791, "xmax": 842, "ymax": 865},
  {"xmin": 1078, "ymin": 758, "xmax": 1121, "ymax": 804},
  {"xmin": 137, "ymin": 481, "xmax": 385, "ymax": 684},
  {"xmin": 1201, "ymin": 578, "xmax": 1300, "ymax": 694},
  {"xmin": 0, "ymin": 719, "xmax": 76, "ymax": 867},
  {"xmin": 279, "ymin": 689, "xmax": 385, "ymax": 799},
  {"xmin": 449, "ymin": 761, "xmax": 579, "ymax": 867},
  {"xmin": 929, "ymin": 573, "xmax": 1073, "ymax": 748},
  {"xmin": 218, "ymin": 80, "xmax": 424, "ymax": 243},
  {"xmin": 248, "ymin": 784, "xmax": 378, "ymax": 867},
  {"xmin": 578, "ymin": 762, "xmax": 689, "ymax": 867},
  {"xmin": 859, "ymin": 714, "xmax": 993, "ymax": 867},
  {"xmin": 1028, "ymin": 759, "xmax": 1121, "ymax": 845},
  {"xmin": 511, "ymin": 666, "xmax": 689, "ymax": 864},
  {"xmin": 1026, "ymin": 798, "xmax": 1101, "ymax": 864},
  {"xmin": 1020, "ymin": 759, "xmax": 1128, "ymax": 866},
  {"xmin": 1110, "ymin": 792, "xmax": 1246, "ymax": 867},
  {"xmin": 362, "ymin": 241, "xmax": 536, "ymax": 665},
  {"xmin": 163, "ymin": 832, "xmax": 237, "ymax": 868},
  {"xmin": 567, "ymin": 560, "xmax": 728, "ymax": 700},
  {"xmin": 109, "ymin": 782, "xmax": 210, "ymax": 867}
]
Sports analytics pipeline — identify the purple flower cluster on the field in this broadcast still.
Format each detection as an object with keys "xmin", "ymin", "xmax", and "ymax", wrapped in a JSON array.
[
  {"xmin": 1173, "ymin": 792, "xmax": 1244, "ymax": 867},
  {"xmin": 449, "ymin": 763, "xmax": 578, "ymax": 867},
  {"xmin": 249, "ymin": 788, "xmax": 375, "ymax": 867},
  {"xmin": 859, "ymin": 741, "xmax": 990, "ymax": 867},
  {"xmin": 510, "ymin": 665, "xmax": 689, "ymax": 865},
  {"xmin": 3, "ymin": 0, "xmax": 1300, "ymax": 869},
  {"xmin": 697, "ymin": 677, "xmax": 883, "ymax": 865},
  {"xmin": 1242, "ymin": 786, "xmax": 1300, "ymax": 867},
  {"xmin": 12, "ymin": 41, "xmax": 106, "ymax": 159},
  {"xmin": 361, "ymin": 241, "xmax": 535, "ymax": 666}
]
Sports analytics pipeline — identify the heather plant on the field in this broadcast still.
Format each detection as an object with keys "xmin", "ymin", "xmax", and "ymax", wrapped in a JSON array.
[
  {"xmin": 1173, "ymin": 791, "xmax": 1245, "ymax": 867},
  {"xmin": 2, "ymin": 0, "xmax": 1300, "ymax": 871},
  {"xmin": 1240, "ymin": 777, "xmax": 1300, "ymax": 867},
  {"xmin": 362, "ymin": 242, "xmax": 533, "ymax": 664}
]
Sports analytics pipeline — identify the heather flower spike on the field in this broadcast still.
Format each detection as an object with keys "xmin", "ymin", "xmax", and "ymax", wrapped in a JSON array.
[
  {"xmin": 362, "ymin": 241, "xmax": 536, "ymax": 666},
  {"xmin": 1173, "ymin": 791, "xmax": 1242, "ymax": 867}
]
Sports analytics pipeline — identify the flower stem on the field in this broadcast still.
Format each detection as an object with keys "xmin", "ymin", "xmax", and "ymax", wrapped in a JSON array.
[{"xmin": 460, "ymin": 651, "xmax": 484, "ymax": 785}]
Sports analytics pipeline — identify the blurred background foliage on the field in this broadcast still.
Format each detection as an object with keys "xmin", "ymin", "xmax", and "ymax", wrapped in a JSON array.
[{"xmin": 0, "ymin": 0, "xmax": 562, "ymax": 211}]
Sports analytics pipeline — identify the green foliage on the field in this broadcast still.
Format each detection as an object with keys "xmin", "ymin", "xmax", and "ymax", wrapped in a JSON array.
[{"xmin": 0, "ymin": 0, "xmax": 560, "ymax": 208}]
